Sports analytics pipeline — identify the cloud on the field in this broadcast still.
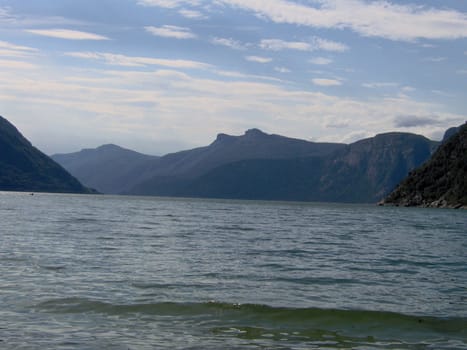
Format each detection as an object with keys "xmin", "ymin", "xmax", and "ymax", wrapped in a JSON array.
[
  {"xmin": 179, "ymin": 9, "xmax": 206, "ymax": 19},
  {"xmin": 2, "ymin": 59, "xmax": 465, "ymax": 155},
  {"xmin": 65, "ymin": 51, "xmax": 210, "ymax": 69},
  {"xmin": 312, "ymin": 78, "xmax": 342, "ymax": 86},
  {"xmin": 0, "ymin": 59, "xmax": 38, "ymax": 69},
  {"xmin": 25, "ymin": 28, "xmax": 109, "ymax": 40},
  {"xmin": 136, "ymin": 0, "xmax": 188, "ymax": 8},
  {"xmin": 309, "ymin": 57, "xmax": 333, "ymax": 65},
  {"xmin": 211, "ymin": 37, "xmax": 245, "ymax": 50},
  {"xmin": 362, "ymin": 82, "xmax": 398, "ymax": 88},
  {"xmin": 394, "ymin": 115, "xmax": 441, "ymax": 128},
  {"xmin": 0, "ymin": 40, "xmax": 38, "ymax": 58},
  {"xmin": 260, "ymin": 39, "xmax": 311, "ymax": 51},
  {"xmin": 325, "ymin": 119, "xmax": 350, "ymax": 129},
  {"xmin": 424, "ymin": 56, "xmax": 447, "ymax": 62},
  {"xmin": 274, "ymin": 67, "xmax": 290, "ymax": 73},
  {"xmin": 145, "ymin": 25, "xmax": 196, "ymax": 39},
  {"xmin": 213, "ymin": 69, "xmax": 283, "ymax": 83},
  {"xmin": 260, "ymin": 37, "xmax": 348, "ymax": 52},
  {"xmin": 220, "ymin": 0, "xmax": 467, "ymax": 41},
  {"xmin": 311, "ymin": 37, "xmax": 348, "ymax": 52},
  {"xmin": 245, "ymin": 55, "xmax": 272, "ymax": 63},
  {"xmin": 402, "ymin": 86, "xmax": 415, "ymax": 93},
  {"xmin": 0, "ymin": 6, "xmax": 14, "ymax": 22}
]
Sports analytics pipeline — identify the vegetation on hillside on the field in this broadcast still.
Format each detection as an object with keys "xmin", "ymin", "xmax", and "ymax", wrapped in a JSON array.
[
  {"xmin": 0, "ymin": 116, "xmax": 93, "ymax": 193},
  {"xmin": 383, "ymin": 123, "xmax": 467, "ymax": 208}
]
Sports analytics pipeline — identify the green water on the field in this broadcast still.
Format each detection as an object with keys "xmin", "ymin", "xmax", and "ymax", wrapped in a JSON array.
[{"xmin": 1, "ymin": 192, "xmax": 466, "ymax": 349}]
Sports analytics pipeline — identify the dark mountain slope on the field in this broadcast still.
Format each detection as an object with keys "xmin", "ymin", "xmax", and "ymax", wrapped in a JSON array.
[
  {"xmin": 0, "ymin": 116, "xmax": 91, "ymax": 193},
  {"xmin": 126, "ymin": 129, "xmax": 345, "ymax": 195},
  {"xmin": 382, "ymin": 123, "xmax": 467, "ymax": 208},
  {"xmin": 52, "ymin": 144, "xmax": 159, "ymax": 194},
  {"xmin": 319, "ymin": 132, "xmax": 438, "ymax": 202},
  {"xmin": 55, "ymin": 128, "xmax": 345, "ymax": 195},
  {"xmin": 129, "ymin": 132, "xmax": 437, "ymax": 203}
]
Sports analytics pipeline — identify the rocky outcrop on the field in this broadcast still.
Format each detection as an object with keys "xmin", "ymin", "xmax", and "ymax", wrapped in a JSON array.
[{"xmin": 382, "ymin": 123, "xmax": 467, "ymax": 209}]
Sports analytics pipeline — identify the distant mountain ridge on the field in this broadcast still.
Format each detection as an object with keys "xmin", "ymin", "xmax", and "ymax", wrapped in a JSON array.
[
  {"xmin": 382, "ymin": 123, "xmax": 467, "ymax": 208},
  {"xmin": 0, "ymin": 116, "xmax": 92, "ymax": 193},
  {"xmin": 134, "ymin": 131, "xmax": 436, "ymax": 203},
  {"xmin": 54, "ymin": 127, "xmax": 440, "ymax": 203},
  {"xmin": 53, "ymin": 129, "xmax": 344, "ymax": 194},
  {"xmin": 52, "ymin": 144, "xmax": 159, "ymax": 194}
]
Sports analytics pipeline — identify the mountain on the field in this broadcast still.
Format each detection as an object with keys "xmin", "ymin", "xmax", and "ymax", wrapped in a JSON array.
[
  {"xmin": 124, "ymin": 129, "xmax": 345, "ymax": 195},
  {"xmin": 55, "ymin": 128, "xmax": 345, "ymax": 195},
  {"xmin": 133, "ymin": 132, "xmax": 436, "ymax": 203},
  {"xmin": 442, "ymin": 126, "xmax": 460, "ymax": 142},
  {"xmin": 318, "ymin": 132, "xmax": 439, "ymax": 202},
  {"xmin": 52, "ymin": 144, "xmax": 159, "ymax": 194},
  {"xmin": 0, "ymin": 116, "xmax": 92, "ymax": 193},
  {"xmin": 382, "ymin": 123, "xmax": 467, "ymax": 209},
  {"xmin": 53, "ymin": 127, "xmax": 439, "ymax": 203}
]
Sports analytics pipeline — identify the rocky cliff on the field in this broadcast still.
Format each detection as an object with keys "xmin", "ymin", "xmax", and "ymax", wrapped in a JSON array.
[{"xmin": 382, "ymin": 123, "xmax": 467, "ymax": 209}]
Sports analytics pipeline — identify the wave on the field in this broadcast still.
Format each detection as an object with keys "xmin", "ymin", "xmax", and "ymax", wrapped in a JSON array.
[
  {"xmin": 31, "ymin": 299, "xmax": 467, "ymax": 348},
  {"xmin": 36, "ymin": 298, "xmax": 466, "ymax": 334}
]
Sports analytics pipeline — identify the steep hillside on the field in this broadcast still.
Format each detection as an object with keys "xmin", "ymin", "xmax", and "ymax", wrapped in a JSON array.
[
  {"xmin": 128, "ymin": 132, "xmax": 437, "ymax": 203},
  {"xmin": 52, "ymin": 144, "xmax": 159, "ymax": 194},
  {"xmin": 0, "ymin": 116, "xmax": 92, "ymax": 193},
  {"xmin": 319, "ymin": 132, "xmax": 438, "ymax": 202},
  {"xmin": 56, "ymin": 129, "xmax": 345, "ymax": 195},
  {"xmin": 382, "ymin": 123, "xmax": 467, "ymax": 208}
]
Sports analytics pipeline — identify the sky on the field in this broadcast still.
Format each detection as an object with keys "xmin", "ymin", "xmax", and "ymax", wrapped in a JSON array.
[{"xmin": 0, "ymin": 0, "xmax": 466, "ymax": 155}]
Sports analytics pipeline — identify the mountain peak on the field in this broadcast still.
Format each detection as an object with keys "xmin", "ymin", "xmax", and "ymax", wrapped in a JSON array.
[
  {"xmin": 96, "ymin": 144, "xmax": 124, "ymax": 151},
  {"xmin": 244, "ymin": 128, "xmax": 267, "ymax": 137}
]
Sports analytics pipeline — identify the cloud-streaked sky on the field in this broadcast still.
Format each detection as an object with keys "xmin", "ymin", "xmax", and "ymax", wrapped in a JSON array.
[{"xmin": 0, "ymin": 0, "xmax": 466, "ymax": 155}]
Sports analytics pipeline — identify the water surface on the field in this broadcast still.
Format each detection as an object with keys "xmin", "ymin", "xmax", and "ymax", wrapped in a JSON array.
[{"xmin": 0, "ymin": 192, "xmax": 466, "ymax": 349}]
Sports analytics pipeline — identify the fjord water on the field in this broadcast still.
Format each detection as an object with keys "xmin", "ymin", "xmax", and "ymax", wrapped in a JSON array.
[{"xmin": 0, "ymin": 192, "xmax": 466, "ymax": 349}]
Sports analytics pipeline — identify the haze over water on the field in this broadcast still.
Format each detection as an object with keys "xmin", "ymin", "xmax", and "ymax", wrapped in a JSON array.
[{"xmin": 1, "ymin": 192, "xmax": 466, "ymax": 349}]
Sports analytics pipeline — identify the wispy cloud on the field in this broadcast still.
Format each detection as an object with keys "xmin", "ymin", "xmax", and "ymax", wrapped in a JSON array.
[
  {"xmin": 65, "ymin": 51, "xmax": 210, "ymax": 69},
  {"xmin": 424, "ymin": 56, "xmax": 447, "ymax": 62},
  {"xmin": 309, "ymin": 57, "xmax": 333, "ymax": 65},
  {"xmin": 260, "ymin": 39, "xmax": 311, "ymax": 51},
  {"xmin": 220, "ymin": 0, "xmax": 467, "ymax": 41},
  {"xmin": 0, "ymin": 40, "xmax": 38, "ymax": 58},
  {"xmin": 312, "ymin": 78, "xmax": 342, "ymax": 86},
  {"xmin": 213, "ymin": 69, "xmax": 282, "ymax": 82},
  {"xmin": 179, "ymin": 9, "xmax": 206, "ymax": 19},
  {"xmin": 211, "ymin": 37, "xmax": 245, "ymax": 50},
  {"xmin": 394, "ymin": 115, "xmax": 441, "ymax": 128},
  {"xmin": 0, "ymin": 6, "xmax": 16, "ymax": 23},
  {"xmin": 25, "ymin": 28, "xmax": 109, "ymax": 40},
  {"xmin": 136, "ymin": 0, "xmax": 187, "ymax": 8},
  {"xmin": 145, "ymin": 25, "xmax": 196, "ymax": 39},
  {"xmin": 260, "ymin": 37, "xmax": 348, "ymax": 52},
  {"xmin": 0, "ymin": 58, "xmax": 38, "ymax": 69},
  {"xmin": 245, "ymin": 55, "xmax": 272, "ymax": 63},
  {"xmin": 2, "ymin": 59, "xmax": 464, "ymax": 154},
  {"xmin": 274, "ymin": 67, "xmax": 290, "ymax": 73},
  {"xmin": 362, "ymin": 82, "xmax": 398, "ymax": 89},
  {"xmin": 312, "ymin": 37, "xmax": 348, "ymax": 52}
]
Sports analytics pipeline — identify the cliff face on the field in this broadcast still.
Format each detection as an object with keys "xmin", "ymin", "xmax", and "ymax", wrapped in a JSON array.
[
  {"xmin": 0, "ymin": 116, "xmax": 92, "ymax": 193},
  {"xmin": 382, "ymin": 123, "xmax": 467, "ymax": 209},
  {"xmin": 127, "ymin": 131, "xmax": 437, "ymax": 203},
  {"xmin": 319, "ymin": 132, "xmax": 438, "ymax": 202}
]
